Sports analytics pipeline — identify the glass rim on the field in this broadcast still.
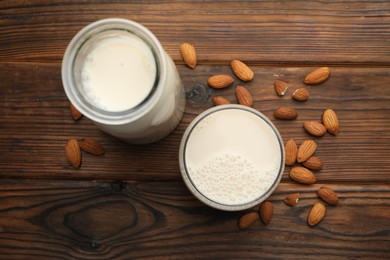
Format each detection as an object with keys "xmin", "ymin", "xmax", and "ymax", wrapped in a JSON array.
[{"xmin": 179, "ymin": 104, "xmax": 285, "ymax": 211}]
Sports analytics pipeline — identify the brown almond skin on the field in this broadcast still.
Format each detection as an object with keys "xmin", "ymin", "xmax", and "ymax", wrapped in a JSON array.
[
  {"xmin": 70, "ymin": 103, "xmax": 82, "ymax": 121},
  {"xmin": 212, "ymin": 96, "xmax": 231, "ymax": 106},
  {"xmin": 274, "ymin": 80, "xmax": 289, "ymax": 96},
  {"xmin": 317, "ymin": 187, "xmax": 339, "ymax": 205},
  {"xmin": 180, "ymin": 43, "xmax": 197, "ymax": 69},
  {"xmin": 285, "ymin": 139, "xmax": 297, "ymax": 166},
  {"xmin": 259, "ymin": 201, "xmax": 273, "ymax": 225},
  {"xmin": 297, "ymin": 140, "xmax": 317, "ymax": 163},
  {"xmin": 65, "ymin": 138, "xmax": 81, "ymax": 168},
  {"xmin": 231, "ymin": 60, "xmax": 254, "ymax": 81},
  {"xmin": 78, "ymin": 138, "xmax": 105, "ymax": 156},
  {"xmin": 292, "ymin": 87, "xmax": 309, "ymax": 101},
  {"xmin": 322, "ymin": 109, "xmax": 340, "ymax": 135},
  {"xmin": 274, "ymin": 107, "xmax": 298, "ymax": 120},
  {"xmin": 304, "ymin": 67, "xmax": 330, "ymax": 85},
  {"xmin": 303, "ymin": 156, "xmax": 323, "ymax": 171},
  {"xmin": 290, "ymin": 166, "xmax": 316, "ymax": 184},
  {"xmin": 308, "ymin": 202, "xmax": 326, "ymax": 226},
  {"xmin": 235, "ymin": 85, "xmax": 253, "ymax": 107},
  {"xmin": 238, "ymin": 212, "xmax": 259, "ymax": 230},
  {"xmin": 207, "ymin": 74, "xmax": 234, "ymax": 89},
  {"xmin": 303, "ymin": 121, "xmax": 327, "ymax": 137},
  {"xmin": 284, "ymin": 193, "xmax": 300, "ymax": 207}
]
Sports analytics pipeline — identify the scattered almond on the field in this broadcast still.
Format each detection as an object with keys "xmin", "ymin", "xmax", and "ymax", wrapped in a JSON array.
[
  {"xmin": 303, "ymin": 156, "xmax": 323, "ymax": 171},
  {"xmin": 78, "ymin": 138, "xmax": 105, "ymax": 156},
  {"xmin": 65, "ymin": 138, "xmax": 81, "ymax": 169},
  {"xmin": 297, "ymin": 140, "xmax": 317, "ymax": 163},
  {"xmin": 259, "ymin": 201, "xmax": 273, "ymax": 225},
  {"xmin": 212, "ymin": 96, "xmax": 230, "ymax": 106},
  {"xmin": 292, "ymin": 87, "xmax": 309, "ymax": 101},
  {"xmin": 285, "ymin": 139, "xmax": 297, "ymax": 166},
  {"xmin": 322, "ymin": 109, "xmax": 340, "ymax": 135},
  {"xmin": 304, "ymin": 67, "xmax": 330, "ymax": 85},
  {"xmin": 231, "ymin": 60, "xmax": 254, "ymax": 81},
  {"xmin": 289, "ymin": 166, "xmax": 316, "ymax": 184},
  {"xmin": 180, "ymin": 43, "xmax": 197, "ymax": 69},
  {"xmin": 274, "ymin": 80, "xmax": 289, "ymax": 96},
  {"xmin": 207, "ymin": 74, "xmax": 234, "ymax": 89},
  {"xmin": 308, "ymin": 202, "xmax": 326, "ymax": 226},
  {"xmin": 70, "ymin": 102, "xmax": 82, "ymax": 121},
  {"xmin": 284, "ymin": 193, "xmax": 300, "ymax": 207},
  {"xmin": 273, "ymin": 107, "xmax": 298, "ymax": 120},
  {"xmin": 317, "ymin": 187, "xmax": 339, "ymax": 205},
  {"xmin": 303, "ymin": 121, "xmax": 327, "ymax": 137},
  {"xmin": 238, "ymin": 212, "xmax": 259, "ymax": 230},
  {"xmin": 235, "ymin": 85, "xmax": 253, "ymax": 107}
]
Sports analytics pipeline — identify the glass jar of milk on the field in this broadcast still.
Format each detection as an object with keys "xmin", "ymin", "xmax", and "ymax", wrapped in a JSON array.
[{"xmin": 62, "ymin": 18, "xmax": 185, "ymax": 144}]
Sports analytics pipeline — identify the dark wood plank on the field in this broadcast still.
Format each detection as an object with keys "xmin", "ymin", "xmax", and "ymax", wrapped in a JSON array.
[
  {"xmin": 0, "ymin": 180, "xmax": 388, "ymax": 259},
  {"xmin": 1, "ymin": 62, "xmax": 389, "ymax": 182},
  {"xmin": 0, "ymin": 1, "xmax": 389, "ymax": 65}
]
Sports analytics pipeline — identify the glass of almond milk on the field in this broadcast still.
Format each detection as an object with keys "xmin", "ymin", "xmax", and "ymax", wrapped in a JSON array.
[
  {"xmin": 179, "ymin": 105, "xmax": 285, "ymax": 211},
  {"xmin": 62, "ymin": 18, "xmax": 185, "ymax": 144}
]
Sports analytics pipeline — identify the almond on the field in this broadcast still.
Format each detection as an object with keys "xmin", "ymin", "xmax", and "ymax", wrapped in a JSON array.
[
  {"xmin": 70, "ymin": 102, "xmax": 82, "ymax": 121},
  {"xmin": 285, "ymin": 139, "xmax": 297, "ymax": 166},
  {"xmin": 322, "ymin": 109, "xmax": 340, "ymax": 135},
  {"xmin": 284, "ymin": 193, "xmax": 300, "ymax": 207},
  {"xmin": 297, "ymin": 140, "xmax": 317, "ymax": 163},
  {"xmin": 303, "ymin": 121, "xmax": 327, "ymax": 137},
  {"xmin": 78, "ymin": 138, "xmax": 105, "ymax": 156},
  {"xmin": 292, "ymin": 87, "xmax": 309, "ymax": 101},
  {"xmin": 207, "ymin": 74, "xmax": 234, "ymax": 89},
  {"xmin": 259, "ymin": 201, "xmax": 273, "ymax": 225},
  {"xmin": 65, "ymin": 138, "xmax": 81, "ymax": 168},
  {"xmin": 317, "ymin": 187, "xmax": 339, "ymax": 205},
  {"xmin": 231, "ymin": 60, "xmax": 254, "ymax": 81},
  {"xmin": 273, "ymin": 107, "xmax": 298, "ymax": 120},
  {"xmin": 289, "ymin": 166, "xmax": 316, "ymax": 184},
  {"xmin": 235, "ymin": 85, "xmax": 253, "ymax": 107},
  {"xmin": 274, "ymin": 80, "xmax": 289, "ymax": 96},
  {"xmin": 303, "ymin": 156, "xmax": 323, "ymax": 171},
  {"xmin": 238, "ymin": 212, "xmax": 259, "ymax": 230},
  {"xmin": 212, "ymin": 96, "xmax": 230, "ymax": 106},
  {"xmin": 304, "ymin": 67, "xmax": 330, "ymax": 85},
  {"xmin": 308, "ymin": 202, "xmax": 326, "ymax": 226},
  {"xmin": 180, "ymin": 42, "xmax": 197, "ymax": 69}
]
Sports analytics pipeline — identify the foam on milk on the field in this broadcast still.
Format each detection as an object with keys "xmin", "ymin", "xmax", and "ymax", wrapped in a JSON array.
[
  {"xmin": 80, "ymin": 33, "xmax": 156, "ymax": 112},
  {"xmin": 184, "ymin": 108, "xmax": 282, "ymax": 206}
]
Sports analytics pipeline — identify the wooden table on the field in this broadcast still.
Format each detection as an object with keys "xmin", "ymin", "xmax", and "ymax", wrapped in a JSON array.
[{"xmin": 1, "ymin": 1, "xmax": 389, "ymax": 259}]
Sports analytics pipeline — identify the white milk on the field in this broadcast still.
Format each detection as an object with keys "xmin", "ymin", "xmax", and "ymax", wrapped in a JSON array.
[
  {"xmin": 180, "ymin": 105, "xmax": 284, "ymax": 210},
  {"xmin": 81, "ymin": 34, "xmax": 156, "ymax": 112}
]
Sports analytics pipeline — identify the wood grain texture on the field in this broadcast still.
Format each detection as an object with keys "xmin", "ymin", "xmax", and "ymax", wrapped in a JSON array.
[
  {"xmin": 0, "ymin": 180, "xmax": 388, "ymax": 259},
  {"xmin": 0, "ymin": 1, "xmax": 389, "ymax": 65}
]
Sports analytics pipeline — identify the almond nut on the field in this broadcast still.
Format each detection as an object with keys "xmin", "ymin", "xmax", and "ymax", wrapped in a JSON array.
[
  {"xmin": 70, "ymin": 102, "xmax": 82, "ymax": 121},
  {"xmin": 274, "ymin": 80, "xmax": 289, "ymax": 96},
  {"xmin": 303, "ymin": 156, "xmax": 323, "ymax": 171},
  {"xmin": 297, "ymin": 140, "xmax": 317, "ymax": 163},
  {"xmin": 292, "ymin": 87, "xmax": 309, "ymax": 101},
  {"xmin": 317, "ymin": 187, "xmax": 339, "ymax": 205},
  {"xmin": 238, "ymin": 212, "xmax": 259, "ymax": 230},
  {"xmin": 303, "ymin": 121, "xmax": 327, "ymax": 137},
  {"xmin": 65, "ymin": 138, "xmax": 81, "ymax": 169},
  {"xmin": 207, "ymin": 74, "xmax": 234, "ymax": 89},
  {"xmin": 285, "ymin": 139, "xmax": 297, "ymax": 166},
  {"xmin": 273, "ymin": 107, "xmax": 298, "ymax": 120},
  {"xmin": 259, "ymin": 201, "xmax": 273, "ymax": 225},
  {"xmin": 304, "ymin": 67, "xmax": 330, "ymax": 85},
  {"xmin": 231, "ymin": 60, "xmax": 254, "ymax": 81},
  {"xmin": 235, "ymin": 85, "xmax": 253, "ymax": 107},
  {"xmin": 289, "ymin": 166, "xmax": 316, "ymax": 184},
  {"xmin": 308, "ymin": 202, "xmax": 326, "ymax": 226},
  {"xmin": 212, "ymin": 96, "xmax": 231, "ymax": 106},
  {"xmin": 78, "ymin": 138, "xmax": 105, "ymax": 156},
  {"xmin": 284, "ymin": 193, "xmax": 300, "ymax": 207},
  {"xmin": 322, "ymin": 109, "xmax": 340, "ymax": 135},
  {"xmin": 180, "ymin": 42, "xmax": 197, "ymax": 69}
]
